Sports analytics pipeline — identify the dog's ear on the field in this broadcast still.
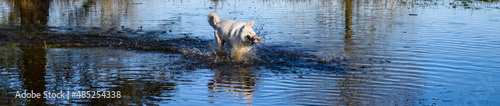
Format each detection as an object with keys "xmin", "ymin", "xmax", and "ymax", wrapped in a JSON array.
[{"xmin": 246, "ymin": 20, "xmax": 254, "ymax": 28}]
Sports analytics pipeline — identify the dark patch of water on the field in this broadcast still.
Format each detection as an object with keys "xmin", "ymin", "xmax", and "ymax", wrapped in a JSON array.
[{"xmin": 1, "ymin": 0, "xmax": 500, "ymax": 105}]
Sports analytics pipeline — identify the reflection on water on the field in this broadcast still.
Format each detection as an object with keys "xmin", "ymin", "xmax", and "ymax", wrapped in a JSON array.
[
  {"xmin": 209, "ymin": 67, "xmax": 257, "ymax": 103},
  {"xmin": 1, "ymin": 0, "xmax": 500, "ymax": 105},
  {"xmin": 1, "ymin": 47, "xmax": 187, "ymax": 105},
  {"xmin": 20, "ymin": 46, "xmax": 47, "ymax": 105},
  {"xmin": 1, "ymin": 0, "xmax": 50, "ymax": 31}
]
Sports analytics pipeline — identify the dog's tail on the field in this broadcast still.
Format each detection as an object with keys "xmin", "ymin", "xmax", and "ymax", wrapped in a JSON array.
[{"xmin": 208, "ymin": 12, "xmax": 220, "ymax": 29}]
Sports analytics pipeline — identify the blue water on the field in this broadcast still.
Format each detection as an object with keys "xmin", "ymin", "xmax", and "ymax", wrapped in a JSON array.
[{"xmin": 1, "ymin": 0, "xmax": 500, "ymax": 105}]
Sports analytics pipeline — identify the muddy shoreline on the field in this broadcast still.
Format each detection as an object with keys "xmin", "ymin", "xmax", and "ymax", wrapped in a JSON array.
[{"xmin": 0, "ymin": 26, "xmax": 209, "ymax": 54}]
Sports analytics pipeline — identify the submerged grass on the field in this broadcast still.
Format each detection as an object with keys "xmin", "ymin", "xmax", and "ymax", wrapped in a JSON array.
[{"xmin": 0, "ymin": 26, "xmax": 381, "ymax": 73}]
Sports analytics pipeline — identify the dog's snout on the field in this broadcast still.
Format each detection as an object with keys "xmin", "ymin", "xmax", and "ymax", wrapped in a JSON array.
[{"xmin": 246, "ymin": 35, "xmax": 251, "ymax": 40}]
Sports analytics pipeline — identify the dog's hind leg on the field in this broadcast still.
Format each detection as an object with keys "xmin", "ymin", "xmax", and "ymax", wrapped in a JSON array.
[{"xmin": 214, "ymin": 32, "xmax": 224, "ymax": 54}]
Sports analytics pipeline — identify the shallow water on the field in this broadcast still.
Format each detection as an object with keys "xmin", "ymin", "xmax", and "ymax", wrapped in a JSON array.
[{"xmin": 1, "ymin": 0, "xmax": 500, "ymax": 105}]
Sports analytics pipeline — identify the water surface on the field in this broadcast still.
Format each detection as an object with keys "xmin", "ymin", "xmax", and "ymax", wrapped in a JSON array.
[{"xmin": 1, "ymin": 0, "xmax": 500, "ymax": 105}]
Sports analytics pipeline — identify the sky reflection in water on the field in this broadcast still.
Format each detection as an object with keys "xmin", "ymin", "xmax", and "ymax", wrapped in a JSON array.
[{"xmin": 0, "ymin": 0, "xmax": 500, "ymax": 105}]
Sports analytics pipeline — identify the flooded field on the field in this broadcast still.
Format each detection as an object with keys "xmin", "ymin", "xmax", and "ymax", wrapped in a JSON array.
[{"xmin": 1, "ymin": 0, "xmax": 500, "ymax": 105}]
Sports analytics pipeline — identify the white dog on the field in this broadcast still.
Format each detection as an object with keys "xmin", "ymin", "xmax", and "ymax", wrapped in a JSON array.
[{"xmin": 208, "ymin": 12, "xmax": 262, "ymax": 60}]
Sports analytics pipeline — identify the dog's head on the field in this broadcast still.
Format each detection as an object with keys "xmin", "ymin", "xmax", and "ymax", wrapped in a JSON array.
[{"xmin": 242, "ymin": 20, "xmax": 263, "ymax": 45}]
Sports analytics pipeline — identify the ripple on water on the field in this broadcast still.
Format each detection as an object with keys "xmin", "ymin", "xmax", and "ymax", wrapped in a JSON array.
[{"xmin": 1, "ymin": 0, "xmax": 500, "ymax": 105}]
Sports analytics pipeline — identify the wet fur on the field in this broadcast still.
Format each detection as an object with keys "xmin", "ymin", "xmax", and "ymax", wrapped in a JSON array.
[{"xmin": 208, "ymin": 12, "xmax": 262, "ymax": 60}]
